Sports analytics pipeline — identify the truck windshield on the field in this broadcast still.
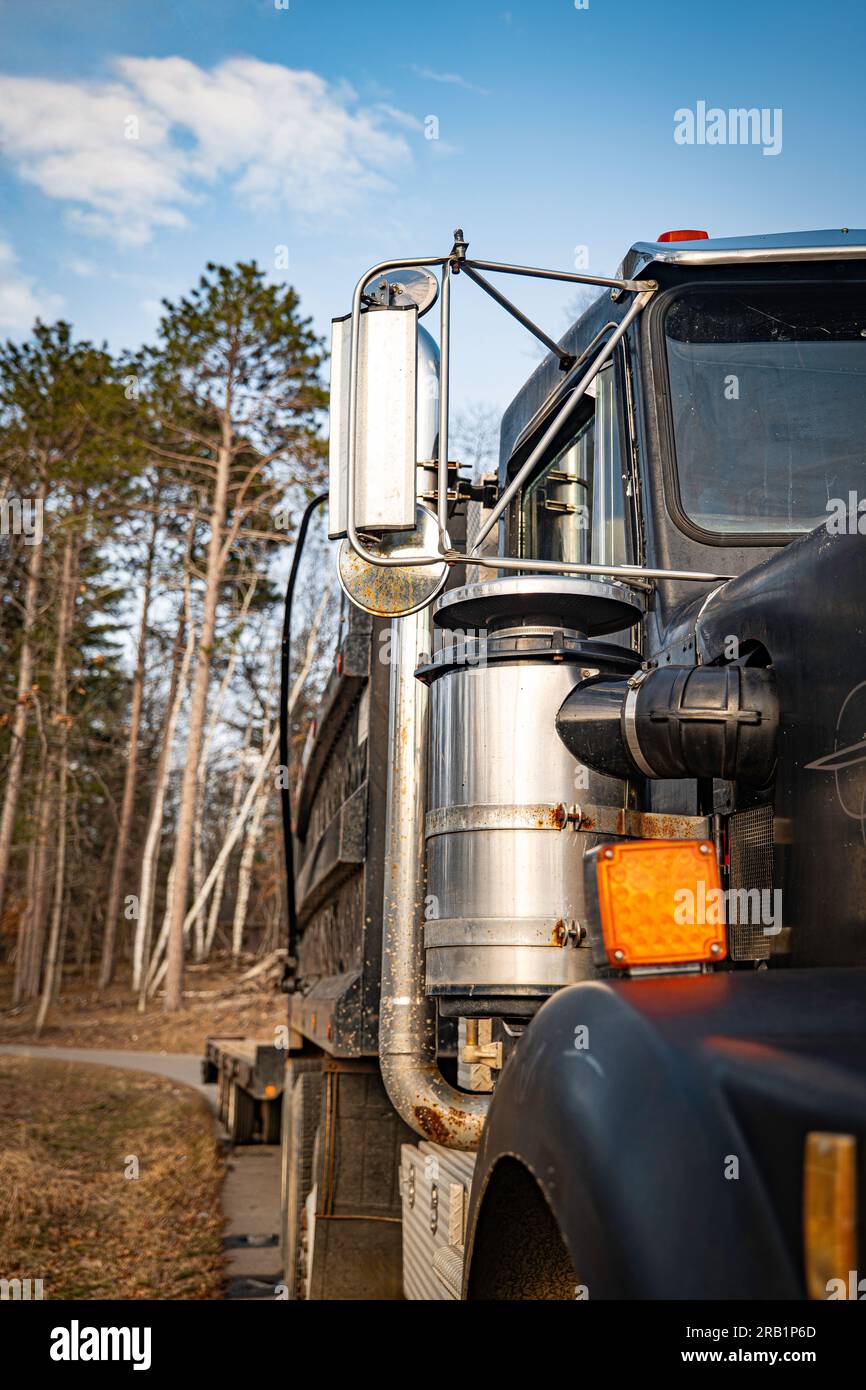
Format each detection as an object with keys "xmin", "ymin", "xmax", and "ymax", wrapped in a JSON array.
[{"xmin": 664, "ymin": 283, "xmax": 866, "ymax": 536}]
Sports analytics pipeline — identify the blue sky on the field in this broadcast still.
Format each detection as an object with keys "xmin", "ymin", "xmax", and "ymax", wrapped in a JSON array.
[{"xmin": 0, "ymin": 0, "xmax": 863, "ymax": 415}]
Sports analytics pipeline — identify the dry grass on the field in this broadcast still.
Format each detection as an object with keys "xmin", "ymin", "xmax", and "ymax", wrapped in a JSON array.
[
  {"xmin": 0, "ymin": 957, "xmax": 284, "ymax": 1054},
  {"xmin": 0, "ymin": 1056, "xmax": 225, "ymax": 1299}
]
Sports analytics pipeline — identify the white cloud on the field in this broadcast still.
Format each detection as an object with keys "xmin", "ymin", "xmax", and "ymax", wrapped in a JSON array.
[
  {"xmin": 0, "ymin": 239, "xmax": 62, "ymax": 330},
  {"xmin": 66, "ymin": 257, "xmax": 99, "ymax": 277},
  {"xmin": 371, "ymin": 104, "xmax": 461, "ymax": 157},
  {"xmin": 0, "ymin": 57, "xmax": 415, "ymax": 246},
  {"xmin": 411, "ymin": 65, "xmax": 489, "ymax": 97}
]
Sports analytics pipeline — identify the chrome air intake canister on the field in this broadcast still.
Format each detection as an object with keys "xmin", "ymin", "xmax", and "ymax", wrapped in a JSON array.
[{"xmin": 416, "ymin": 577, "xmax": 644, "ymax": 1007}]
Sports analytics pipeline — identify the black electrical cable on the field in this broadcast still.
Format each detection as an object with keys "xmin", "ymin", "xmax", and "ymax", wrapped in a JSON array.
[{"xmin": 280, "ymin": 491, "xmax": 328, "ymax": 988}]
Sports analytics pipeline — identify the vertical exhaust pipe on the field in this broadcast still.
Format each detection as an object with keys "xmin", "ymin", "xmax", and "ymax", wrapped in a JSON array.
[{"xmin": 378, "ymin": 606, "xmax": 489, "ymax": 1151}]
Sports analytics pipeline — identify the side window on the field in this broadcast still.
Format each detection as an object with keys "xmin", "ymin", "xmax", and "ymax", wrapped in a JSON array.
[
  {"xmin": 591, "ymin": 360, "xmax": 628, "ymax": 567},
  {"xmin": 521, "ymin": 414, "xmax": 593, "ymax": 565},
  {"xmin": 518, "ymin": 358, "xmax": 630, "ymax": 568}
]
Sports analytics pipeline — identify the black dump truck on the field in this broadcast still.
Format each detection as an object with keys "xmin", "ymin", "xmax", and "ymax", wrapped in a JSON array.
[{"xmin": 209, "ymin": 228, "xmax": 866, "ymax": 1301}]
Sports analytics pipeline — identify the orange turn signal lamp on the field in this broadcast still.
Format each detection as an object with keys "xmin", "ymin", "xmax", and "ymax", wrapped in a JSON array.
[{"xmin": 586, "ymin": 838, "xmax": 727, "ymax": 970}]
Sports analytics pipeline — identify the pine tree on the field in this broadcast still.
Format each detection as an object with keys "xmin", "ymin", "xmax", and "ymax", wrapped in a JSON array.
[
  {"xmin": 136, "ymin": 263, "xmax": 326, "ymax": 1010},
  {"xmin": 0, "ymin": 321, "xmax": 141, "ymax": 1003}
]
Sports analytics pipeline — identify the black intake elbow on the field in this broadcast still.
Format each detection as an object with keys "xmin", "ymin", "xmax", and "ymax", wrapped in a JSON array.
[{"xmin": 556, "ymin": 663, "xmax": 779, "ymax": 785}]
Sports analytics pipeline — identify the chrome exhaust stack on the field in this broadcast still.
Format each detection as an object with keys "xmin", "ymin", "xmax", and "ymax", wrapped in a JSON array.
[{"xmin": 378, "ymin": 605, "xmax": 490, "ymax": 1151}]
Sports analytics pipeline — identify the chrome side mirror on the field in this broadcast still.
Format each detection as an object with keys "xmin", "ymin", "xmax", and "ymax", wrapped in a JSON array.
[
  {"xmin": 328, "ymin": 267, "xmax": 448, "ymax": 618},
  {"xmin": 328, "ymin": 304, "xmax": 420, "ymax": 538}
]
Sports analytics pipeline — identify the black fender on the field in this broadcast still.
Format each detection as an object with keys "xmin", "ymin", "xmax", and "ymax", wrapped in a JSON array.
[{"xmin": 464, "ymin": 968, "xmax": 866, "ymax": 1299}]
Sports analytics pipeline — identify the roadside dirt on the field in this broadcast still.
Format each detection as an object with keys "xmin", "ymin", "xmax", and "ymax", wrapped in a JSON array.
[{"xmin": 0, "ymin": 1056, "xmax": 225, "ymax": 1299}]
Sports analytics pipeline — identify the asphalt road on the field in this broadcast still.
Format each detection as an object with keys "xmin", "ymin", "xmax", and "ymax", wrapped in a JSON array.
[{"xmin": 0, "ymin": 1043, "xmax": 216, "ymax": 1105}]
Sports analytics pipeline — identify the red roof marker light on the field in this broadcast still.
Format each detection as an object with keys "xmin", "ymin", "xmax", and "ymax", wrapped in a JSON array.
[{"xmin": 657, "ymin": 229, "xmax": 710, "ymax": 243}]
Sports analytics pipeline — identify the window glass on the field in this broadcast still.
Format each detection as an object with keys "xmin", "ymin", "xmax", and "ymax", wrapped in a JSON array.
[
  {"xmin": 519, "ymin": 362, "xmax": 629, "ymax": 567},
  {"xmin": 592, "ymin": 363, "xmax": 628, "ymax": 566},
  {"xmin": 665, "ymin": 285, "xmax": 866, "ymax": 534},
  {"xmin": 521, "ymin": 414, "xmax": 593, "ymax": 564}
]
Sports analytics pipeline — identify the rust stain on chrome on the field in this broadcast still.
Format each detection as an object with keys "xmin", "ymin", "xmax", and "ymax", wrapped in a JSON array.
[
  {"xmin": 413, "ymin": 1103, "xmax": 475, "ymax": 1146},
  {"xmin": 618, "ymin": 809, "xmax": 706, "ymax": 840}
]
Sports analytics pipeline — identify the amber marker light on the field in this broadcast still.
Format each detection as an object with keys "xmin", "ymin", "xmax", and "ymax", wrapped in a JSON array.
[
  {"xmin": 803, "ymin": 1131, "xmax": 858, "ymax": 1300},
  {"xmin": 593, "ymin": 838, "xmax": 727, "ymax": 968},
  {"xmin": 657, "ymin": 229, "xmax": 710, "ymax": 242}
]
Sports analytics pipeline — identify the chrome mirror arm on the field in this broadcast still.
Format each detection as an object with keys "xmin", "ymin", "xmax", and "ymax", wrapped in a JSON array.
[{"xmin": 342, "ymin": 235, "xmax": 728, "ymax": 589}]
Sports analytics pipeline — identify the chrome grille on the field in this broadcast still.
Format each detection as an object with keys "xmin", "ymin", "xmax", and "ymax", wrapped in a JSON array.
[
  {"xmin": 464, "ymin": 499, "xmax": 484, "ymax": 586},
  {"xmin": 728, "ymin": 804, "xmax": 775, "ymax": 961}
]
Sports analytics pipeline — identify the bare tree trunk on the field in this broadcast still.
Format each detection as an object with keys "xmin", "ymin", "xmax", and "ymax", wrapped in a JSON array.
[
  {"xmin": 146, "ymin": 725, "xmax": 278, "ymax": 997},
  {"xmin": 231, "ymin": 780, "xmax": 268, "ymax": 959},
  {"xmin": 35, "ymin": 780, "xmax": 67, "ymax": 1035},
  {"xmin": 192, "ymin": 796, "xmax": 206, "ymax": 962},
  {"xmin": 35, "ymin": 531, "xmax": 77, "ymax": 1035},
  {"xmin": 232, "ymin": 735, "xmax": 271, "ymax": 958},
  {"xmin": 174, "ymin": 598, "xmax": 326, "ymax": 939},
  {"xmin": 132, "ymin": 579, "xmax": 194, "ymax": 997},
  {"xmin": 0, "ymin": 480, "xmax": 46, "ymax": 927},
  {"xmin": 13, "ymin": 842, "xmax": 36, "ymax": 997},
  {"xmin": 23, "ymin": 709, "xmax": 54, "ymax": 1000},
  {"xmin": 55, "ymin": 779, "xmax": 80, "ymax": 998},
  {"xmin": 13, "ymin": 767, "xmax": 44, "ymax": 1005},
  {"xmin": 260, "ymin": 819, "xmax": 286, "ymax": 955},
  {"xmin": 54, "ymin": 894, "xmax": 71, "ymax": 1000},
  {"xmin": 203, "ymin": 724, "xmax": 251, "ymax": 958},
  {"xmin": 99, "ymin": 507, "xmax": 158, "ymax": 989},
  {"xmin": 164, "ymin": 432, "xmax": 232, "ymax": 1011},
  {"xmin": 231, "ymin": 665, "xmax": 275, "ymax": 959},
  {"xmin": 178, "ymin": 724, "xmax": 278, "ymax": 945},
  {"xmin": 192, "ymin": 574, "xmax": 257, "ymax": 960},
  {"xmin": 144, "ymin": 861, "xmax": 176, "ymax": 999}
]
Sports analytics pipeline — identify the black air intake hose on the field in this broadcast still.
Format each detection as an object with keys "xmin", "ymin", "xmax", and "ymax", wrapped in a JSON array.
[{"xmin": 556, "ymin": 664, "xmax": 778, "ymax": 784}]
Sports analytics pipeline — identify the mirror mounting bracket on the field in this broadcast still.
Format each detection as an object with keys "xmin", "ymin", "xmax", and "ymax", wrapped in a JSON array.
[{"xmin": 341, "ymin": 234, "xmax": 730, "ymax": 601}]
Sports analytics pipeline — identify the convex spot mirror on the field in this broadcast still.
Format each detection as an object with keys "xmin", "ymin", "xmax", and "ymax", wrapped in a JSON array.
[{"xmin": 337, "ymin": 502, "xmax": 448, "ymax": 617}]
